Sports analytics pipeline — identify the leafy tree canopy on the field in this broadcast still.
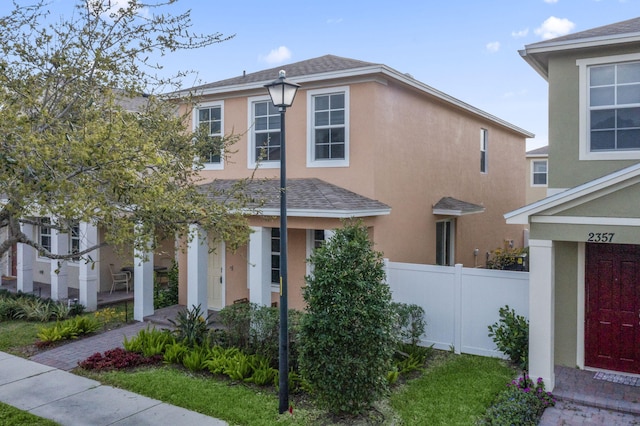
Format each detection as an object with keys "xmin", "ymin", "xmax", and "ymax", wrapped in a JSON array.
[{"xmin": 0, "ymin": 0, "xmax": 250, "ymax": 260}]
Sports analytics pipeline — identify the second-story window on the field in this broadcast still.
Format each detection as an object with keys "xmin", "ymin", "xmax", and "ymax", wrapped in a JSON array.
[
  {"xmin": 307, "ymin": 86, "xmax": 349, "ymax": 167},
  {"xmin": 195, "ymin": 102, "xmax": 223, "ymax": 169},
  {"xmin": 38, "ymin": 217, "xmax": 51, "ymax": 254},
  {"xmin": 532, "ymin": 160, "xmax": 548, "ymax": 186},
  {"xmin": 589, "ymin": 61, "xmax": 640, "ymax": 152},
  {"xmin": 480, "ymin": 128, "xmax": 488, "ymax": 173},
  {"xmin": 253, "ymin": 100, "xmax": 281, "ymax": 165}
]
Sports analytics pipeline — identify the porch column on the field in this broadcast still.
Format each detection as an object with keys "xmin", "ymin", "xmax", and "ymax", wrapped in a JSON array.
[
  {"xmin": 49, "ymin": 224, "xmax": 68, "ymax": 301},
  {"xmin": 78, "ymin": 222, "xmax": 99, "ymax": 311},
  {"xmin": 248, "ymin": 226, "xmax": 271, "ymax": 306},
  {"xmin": 133, "ymin": 225, "xmax": 155, "ymax": 321},
  {"xmin": 528, "ymin": 239, "xmax": 555, "ymax": 390},
  {"xmin": 187, "ymin": 224, "xmax": 208, "ymax": 311},
  {"xmin": 17, "ymin": 222, "xmax": 34, "ymax": 293}
]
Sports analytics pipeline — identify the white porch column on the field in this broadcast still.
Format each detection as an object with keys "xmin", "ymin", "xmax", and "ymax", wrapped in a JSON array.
[
  {"xmin": 17, "ymin": 223, "xmax": 34, "ymax": 293},
  {"xmin": 133, "ymin": 225, "xmax": 155, "ymax": 321},
  {"xmin": 49, "ymin": 225, "xmax": 68, "ymax": 301},
  {"xmin": 78, "ymin": 222, "xmax": 99, "ymax": 311},
  {"xmin": 528, "ymin": 239, "xmax": 555, "ymax": 390},
  {"xmin": 187, "ymin": 224, "xmax": 208, "ymax": 311},
  {"xmin": 248, "ymin": 226, "xmax": 271, "ymax": 306}
]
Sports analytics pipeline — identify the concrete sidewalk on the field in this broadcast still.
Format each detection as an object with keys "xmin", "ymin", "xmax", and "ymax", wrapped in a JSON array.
[{"xmin": 0, "ymin": 351, "xmax": 227, "ymax": 426}]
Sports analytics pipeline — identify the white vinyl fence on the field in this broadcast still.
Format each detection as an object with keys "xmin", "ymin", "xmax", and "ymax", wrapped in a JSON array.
[{"xmin": 385, "ymin": 261, "xmax": 529, "ymax": 358}]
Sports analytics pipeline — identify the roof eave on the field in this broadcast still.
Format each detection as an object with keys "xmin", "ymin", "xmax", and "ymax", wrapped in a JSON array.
[
  {"xmin": 258, "ymin": 207, "xmax": 392, "ymax": 218},
  {"xmin": 432, "ymin": 208, "xmax": 485, "ymax": 216}
]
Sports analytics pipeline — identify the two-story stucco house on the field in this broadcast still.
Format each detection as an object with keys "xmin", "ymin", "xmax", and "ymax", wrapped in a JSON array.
[
  {"xmin": 506, "ymin": 17, "xmax": 640, "ymax": 390},
  {"xmin": 174, "ymin": 55, "xmax": 531, "ymax": 313}
]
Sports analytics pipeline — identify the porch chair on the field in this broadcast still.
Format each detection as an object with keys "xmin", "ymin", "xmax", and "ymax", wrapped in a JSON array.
[{"xmin": 109, "ymin": 264, "xmax": 131, "ymax": 294}]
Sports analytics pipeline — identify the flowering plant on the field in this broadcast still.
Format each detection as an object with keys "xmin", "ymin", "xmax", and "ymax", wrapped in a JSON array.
[{"xmin": 509, "ymin": 374, "xmax": 556, "ymax": 408}]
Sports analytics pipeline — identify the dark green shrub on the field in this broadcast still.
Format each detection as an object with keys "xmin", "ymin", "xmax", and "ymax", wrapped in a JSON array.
[
  {"xmin": 219, "ymin": 302, "xmax": 252, "ymax": 350},
  {"xmin": 488, "ymin": 305, "xmax": 529, "ymax": 370},
  {"xmin": 392, "ymin": 302, "xmax": 426, "ymax": 346},
  {"xmin": 299, "ymin": 221, "xmax": 395, "ymax": 415},
  {"xmin": 479, "ymin": 374, "xmax": 555, "ymax": 425},
  {"xmin": 154, "ymin": 262, "xmax": 179, "ymax": 309},
  {"xmin": 123, "ymin": 325, "xmax": 175, "ymax": 356},
  {"xmin": 169, "ymin": 304, "xmax": 212, "ymax": 347}
]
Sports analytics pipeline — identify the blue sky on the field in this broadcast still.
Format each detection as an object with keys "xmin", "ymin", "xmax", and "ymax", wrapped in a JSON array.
[{"xmin": 3, "ymin": 1, "xmax": 640, "ymax": 150}]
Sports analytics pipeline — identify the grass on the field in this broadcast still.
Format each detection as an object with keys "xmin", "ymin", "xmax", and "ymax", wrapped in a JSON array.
[
  {"xmin": 0, "ymin": 401, "xmax": 59, "ymax": 426},
  {"xmin": 0, "ymin": 320, "xmax": 42, "ymax": 356},
  {"xmin": 391, "ymin": 352, "xmax": 516, "ymax": 425}
]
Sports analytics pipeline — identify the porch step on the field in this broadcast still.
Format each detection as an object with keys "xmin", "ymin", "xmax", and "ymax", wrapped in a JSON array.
[{"xmin": 553, "ymin": 366, "xmax": 640, "ymax": 416}]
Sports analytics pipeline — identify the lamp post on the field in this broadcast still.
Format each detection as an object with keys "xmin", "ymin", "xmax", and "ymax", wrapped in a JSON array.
[{"xmin": 265, "ymin": 70, "xmax": 300, "ymax": 415}]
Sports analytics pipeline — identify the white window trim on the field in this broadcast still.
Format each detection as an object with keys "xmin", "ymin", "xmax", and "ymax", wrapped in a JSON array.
[
  {"xmin": 37, "ymin": 218, "xmax": 52, "ymax": 261},
  {"xmin": 306, "ymin": 86, "xmax": 350, "ymax": 168},
  {"xmin": 248, "ymin": 95, "xmax": 280, "ymax": 170},
  {"xmin": 531, "ymin": 159, "xmax": 548, "ymax": 187},
  {"xmin": 578, "ymin": 52, "xmax": 640, "ymax": 160},
  {"xmin": 192, "ymin": 100, "xmax": 224, "ymax": 170}
]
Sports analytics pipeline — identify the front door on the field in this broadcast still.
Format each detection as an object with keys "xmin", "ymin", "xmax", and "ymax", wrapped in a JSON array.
[
  {"xmin": 585, "ymin": 243, "xmax": 640, "ymax": 374},
  {"xmin": 207, "ymin": 241, "xmax": 224, "ymax": 310}
]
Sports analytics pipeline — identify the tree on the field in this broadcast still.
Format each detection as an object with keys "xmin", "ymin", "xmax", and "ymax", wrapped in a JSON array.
[
  {"xmin": 299, "ymin": 221, "xmax": 396, "ymax": 415},
  {"xmin": 0, "ymin": 0, "xmax": 249, "ymax": 260}
]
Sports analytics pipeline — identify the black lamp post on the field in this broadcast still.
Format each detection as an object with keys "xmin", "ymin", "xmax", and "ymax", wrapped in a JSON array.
[{"xmin": 265, "ymin": 70, "xmax": 300, "ymax": 415}]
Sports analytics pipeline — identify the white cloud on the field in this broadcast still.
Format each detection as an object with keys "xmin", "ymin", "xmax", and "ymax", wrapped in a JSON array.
[
  {"xmin": 327, "ymin": 18, "xmax": 343, "ymax": 25},
  {"xmin": 259, "ymin": 46, "xmax": 292, "ymax": 65},
  {"xmin": 511, "ymin": 28, "xmax": 529, "ymax": 38},
  {"xmin": 486, "ymin": 41, "xmax": 500, "ymax": 53},
  {"xmin": 534, "ymin": 16, "xmax": 575, "ymax": 40},
  {"xmin": 543, "ymin": 0, "xmax": 559, "ymax": 3}
]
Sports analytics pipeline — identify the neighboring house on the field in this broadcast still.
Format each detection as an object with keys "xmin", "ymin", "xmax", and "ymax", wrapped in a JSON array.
[
  {"xmin": 506, "ymin": 17, "xmax": 640, "ymax": 390},
  {"xmin": 175, "ymin": 55, "xmax": 532, "ymax": 313},
  {"xmin": 526, "ymin": 146, "xmax": 549, "ymax": 205}
]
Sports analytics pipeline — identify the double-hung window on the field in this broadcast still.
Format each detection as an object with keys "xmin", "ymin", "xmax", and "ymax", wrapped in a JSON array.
[
  {"xmin": 532, "ymin": 160, "xmax": 548, "ymax": 186},
  {"xmin": 271, "ymin": 228, "xmax": 280, "ymax": 284},
  {"xmin": 194, "ymin": 102, "xmax": 224, "ymax": 169},
  {"xmin": 70, "ymin": 222, "xmax": 80, "ymax": 261},
  {"xmin": 38, "ymin": 217, "xmax": 51, "ymax": 254},
  {"xmin": 307, "ymin": 87, "xmax": 349, "ymax": 167},
  {"xmin": 249, "ymin": 97, "xmax": 281, "ymax": 168},
  {"xmin": 578, "ymin": 54, "xmax": 640, "ymax": 160}
]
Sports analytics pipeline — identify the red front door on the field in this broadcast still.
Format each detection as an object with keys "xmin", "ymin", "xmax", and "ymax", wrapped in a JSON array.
[{"xmin": 585, "ymin": 243, "xmax": 640, "ymax": 374}]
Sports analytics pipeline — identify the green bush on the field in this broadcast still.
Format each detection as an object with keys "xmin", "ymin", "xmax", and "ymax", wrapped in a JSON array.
[
  {"xmin": 479, "ymin": 374, "xmax": 555, "ymax": 425},
  {"xmin": 218, "ymin": 302, "xmax": 252, "ymax": 350},
  {"xmin": 37, "ymin": 315, "xmax": 101, "ymax": 344},
  {"xmin": 123, "ymin": 326, "xmax": 175, "ymax": 357},
  {"xmin": 392, "ymin": 302, "xmax": 426, "ymax": 346},
  {"xmin": 488, "ymin": 306, "xmax": 529, "ymax": 370},
  {"xmin": 154, "ymin": 262, "xmax": 179, "ymax": 309},
  {"xmin": 299, "ymin": 221, "xmax": 395, "ymax": 415},
  {"xmin": 168, "ymin": 304, "xmax": 212, "ymax": 347}
]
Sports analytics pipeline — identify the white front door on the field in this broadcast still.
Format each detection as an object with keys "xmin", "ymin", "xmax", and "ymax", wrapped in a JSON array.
[{"xmin": 207, "ymin": 241, "xmax": 224, "ymax": 310}]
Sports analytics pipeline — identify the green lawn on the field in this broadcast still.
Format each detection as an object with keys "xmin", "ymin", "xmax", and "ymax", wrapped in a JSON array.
[{"xmin": 0, "ymin": 401, "xmax": 59, "ymax": 426}]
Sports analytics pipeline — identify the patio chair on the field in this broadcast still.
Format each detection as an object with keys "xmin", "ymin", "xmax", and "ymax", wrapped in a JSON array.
[{"xmin": 109, "ymin": 264, "xmax": 131, "ymax": 294}]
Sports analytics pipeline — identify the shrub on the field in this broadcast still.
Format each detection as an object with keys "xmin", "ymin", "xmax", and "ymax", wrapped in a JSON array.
[
  {"xmin": 154, "ymin": 261, "xmax": 179, "ymax": 309},
  {"xmin": 78, "ymin": 348, "xmax": 163, "ymax": 371},
  {"xmin": 479, "ymin": 374, "xmax": 555, "ymax": 425},
  {"xmin": 36, "ymin": 315, "xmax": 101, "ymax": 346},
  {"xmin": 123, "ymin": 326, "xmax": 175, "ymax": 357},
  {"xmin": 218, "ymin": 302, "xmax": 252, "ymax": 350},
  {"xmin": 392, "ymin": 302, "xmax": 426, "ymax": 346},
  {"xmin": 168, "ymin": 304, "xmax": 212, "ymax": 347},
  {"xmin": 181, "ymin": 345, "xmax": 210, "ymax": 372},
  {"xmin": 163, "ymin": 342, "xmax": 190, "ymax": 364},
  {"xmin": 486, "ymin": 247, "xmax": 529, "ymax": 271},
  {"xmin": 488, "ymin": 305, "xmax": 529, "ymax": 370},
  {"xmin": 299, "ymin": 221, "xmax": 395, "ymax": 415}
]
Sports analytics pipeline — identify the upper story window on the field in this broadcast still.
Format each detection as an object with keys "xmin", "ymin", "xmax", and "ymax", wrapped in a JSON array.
[
  {"xmin": 249, "ymin": 96, "xmax": 280, "ymax": 168},
  {"xmin": 70, "ymin": 222, "xmax": 80, "ymax": 261},
  {"xmin": 532, "ymin": 160, "xmax": 548, "ymax": 186},
  {"xmin": 307, "ymin": 86, "xmax": 349, "ymax": 167},
  {"xmin": 480, "ymin": 128, "xmax": 488, "ymax": 173},
  {"xmin": 38, "ymin": 217, "xmax": 51, "ymax": 254},
  {"xmin": 194, "ymin": 102, "xmax": 224, "ymax": 170},
  {"xmin": 578, "ymin": 53, "xmax": 640, "ymax": 160}
]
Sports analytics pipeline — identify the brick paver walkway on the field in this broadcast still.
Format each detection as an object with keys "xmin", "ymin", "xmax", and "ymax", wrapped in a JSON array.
[{"xmin": 30, "ymin": 321, "xmax": 151, "ymax": 370}]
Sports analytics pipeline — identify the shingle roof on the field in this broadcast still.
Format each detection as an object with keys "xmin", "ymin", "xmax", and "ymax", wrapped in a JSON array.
[
  {"xmin": 432, "ymin": 197, "xmax": 485, "ymax": 216},
  {"xmin": 526, "ymin": 145, "xmax": 549, "ymax": 156},
  {"xmin": 189, "ymin": 55, "xmax": 378, "ymax": 92},
  {"xmin": 528, "ymin": 17, "xmax": 640, "ymax": 48},
  {"xmin": 199, "ymin": 178, "xmax": 391, "ymax": 218}
]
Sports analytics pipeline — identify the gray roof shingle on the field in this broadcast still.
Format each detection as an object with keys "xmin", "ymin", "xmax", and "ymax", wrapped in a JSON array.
[
  {"xmin": 199, "ymin": 178, "xmax": 390, "ymax": 217},
  {"xmin": 432, "ymin": 197, "xmax": 485, "ymax": 216},
  {"xmin": 530, "ymin": 17, "xmax": 640, "ymax": 47}
]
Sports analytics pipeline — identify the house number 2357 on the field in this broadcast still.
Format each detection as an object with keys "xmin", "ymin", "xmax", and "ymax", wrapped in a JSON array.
[{"xmin": 587, "ymin": 232, "xmax": 615, "ymax": 243}]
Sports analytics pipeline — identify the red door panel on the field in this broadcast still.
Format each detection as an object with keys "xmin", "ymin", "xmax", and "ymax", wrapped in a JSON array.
[{"xmin": 585, "ymin": 243, "xmax": 640, "ymax": 374}]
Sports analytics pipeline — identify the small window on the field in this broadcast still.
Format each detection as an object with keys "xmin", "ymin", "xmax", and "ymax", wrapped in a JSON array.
[
  {"xmin": 480, "ymin": 129, "xmax": 488, "ymax": 173},
  {"xmin": 252, "ymin": 100, "xmax": 281, "ymax": 166},
  {"xmin": 313, "ymin": 230, "xmax": 325, "ymax": 249},
  {"xmin": 532, "ymin": 160, "xmax": 548, "ymax": 186},
  {"xmin": 38, "ymin": 218, "xmax": 51, "ymax": 254},
  {"xmin": 271, "ymin": 228, "xmax": 280, "ymax": 284},
  {"xmin": 69, "ymin": 222, "xmax": 80, "ymax": 261},
  {"xmin": 194, "ymin": 102, "xmax": 223, "ymax": 169}
]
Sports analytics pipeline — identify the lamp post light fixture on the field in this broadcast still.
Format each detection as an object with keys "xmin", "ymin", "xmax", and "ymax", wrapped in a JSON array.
[{"xmin": 265, "ymin": 70, "xmax": 300, "ymax": 415}]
